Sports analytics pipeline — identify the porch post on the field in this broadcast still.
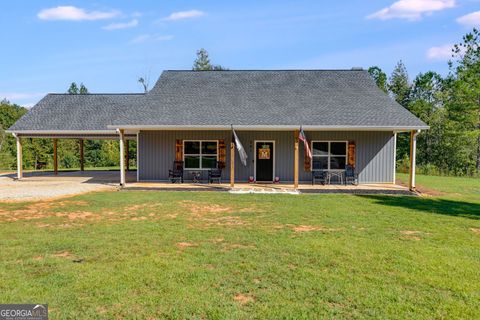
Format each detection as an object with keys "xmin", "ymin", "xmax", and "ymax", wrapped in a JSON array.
[
  {"xmin": 294, "ymin": 130, "xmax": 299, "ymax": 189},
  {"xmin": 53, "ymin": 138, "xmax": 58, "ymax": 175},
  {"xmin": 230, "ymin": 141, "xmax": 235, "ymax": 187},
  {"xmin": 125, "ymin": 139, "xmax": 130, "ymax": 171},
  {"xmin": 409, "ymin": 130, "xmax": 420, "ymax": 191},
  {"xmin": 14, "ymin": 134, "xmax": 23, "ymax": 180},
  {"xmin": 119, "ymin": 129, "xmax": 126, "ymax": 186},
  {"xmin": 79, "ymin": 139, "xmax": 84, "ymax": 171}
]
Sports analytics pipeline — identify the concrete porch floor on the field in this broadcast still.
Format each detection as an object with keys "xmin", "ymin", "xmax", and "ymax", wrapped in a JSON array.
[{"xmin": 126, "ymin": 181, "xmax": 412, "ymax": 195}]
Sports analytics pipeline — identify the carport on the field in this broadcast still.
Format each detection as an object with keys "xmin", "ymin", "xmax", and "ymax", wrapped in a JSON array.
[
  {"xmin": 11, "ymin": 131, "xmax": 137, "ymax": 186},
  {"xmin": 7, "ymin": 93, "xmax": 143, "ymax": 186}
]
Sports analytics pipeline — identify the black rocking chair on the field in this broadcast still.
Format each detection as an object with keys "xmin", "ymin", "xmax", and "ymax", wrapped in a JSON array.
[
  {"xmin": 312, "ymin": 170, "xmax": 327, "ymax": 185},
  {"xmin": 168, "ymin": 161, "xmax": 184, "ymax": 183},
  {"xmin": 208, "ymin": 160, "xmax": 222, "ymax": 184},
  {"xmin": 345, "ymin": 165, "xmax": 358, "ymax": 185}
]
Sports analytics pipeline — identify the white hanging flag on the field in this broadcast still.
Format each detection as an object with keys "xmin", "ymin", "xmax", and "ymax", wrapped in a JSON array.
[{"xmin": 232, "ymin": 127, "xmax": 248, "ymax": 166}]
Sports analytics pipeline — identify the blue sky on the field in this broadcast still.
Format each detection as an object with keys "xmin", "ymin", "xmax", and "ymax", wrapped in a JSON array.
[{"xmin": 1, "ymin": 0, "xmax": 479, "ymax": 107}]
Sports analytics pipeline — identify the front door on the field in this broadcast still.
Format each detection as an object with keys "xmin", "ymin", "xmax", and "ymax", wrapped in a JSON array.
[{"xmin": 255, "ymin": 141, "xmax": 274, "ymax": 182}]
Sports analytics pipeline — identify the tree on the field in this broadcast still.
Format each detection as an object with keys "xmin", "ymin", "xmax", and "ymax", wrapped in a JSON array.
[
  {"xmin": 447, "ymin": 28, "xmax": 480, "ymax": 173},
  {"xmin": 389, "ymin": 60, "xmax": 411, "ymax": 107},
  {"xmin": 0, "ymin": 100, "xmax": 28, "ymax": 169},
  {"xmin": 68, "ymin": 82, "xmax": 79, "ymax": 94},
  {"xmin": 368, "ymin": 66, "xmax": 388, "ymax": 93},
  {"xmin": 408, "ymin": 72, "xmax": 446, "ymax": 167},
  {"xmin": 138, "ymin": 77, "xmax": 149, "ymax": 93},
  {"xmin": 79, "ymin": 83, "xmax": 89, "ymax": 94},
  {"xmin": 192, "ymin": 48, "xmax": 227, "ymax": 71},
  {"xmin": 68, "ymin": 82, "xmax": 88, "ymax": 94},
  {"xmin": 388, "ymin": 61, "xmax": 412, "ymax": 162}
]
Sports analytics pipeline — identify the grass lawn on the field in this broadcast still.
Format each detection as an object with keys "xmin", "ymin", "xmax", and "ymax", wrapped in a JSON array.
[{"xmin": 0, "ymin": 175, "xmax": 479, "ymax": 319}]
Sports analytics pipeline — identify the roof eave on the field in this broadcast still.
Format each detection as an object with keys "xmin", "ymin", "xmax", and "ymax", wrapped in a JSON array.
[{"xmin": 106, "ymin": 125, "xmax": 430, "ymax": 132}]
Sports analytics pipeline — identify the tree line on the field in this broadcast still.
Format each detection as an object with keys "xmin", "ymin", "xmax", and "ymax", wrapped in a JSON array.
[
  {"xmin": 0, "ymin": 83, "xmax": 136, "ymax": 171},
  {"xmin": 369, "ymin": 28, "xmax": 480, "ymax": 176},
  {"xmin": 1, "ymin": 31, "xmax": 479, "ymax": 176}
]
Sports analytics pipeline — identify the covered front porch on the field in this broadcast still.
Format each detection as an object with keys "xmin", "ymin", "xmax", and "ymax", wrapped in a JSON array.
[{"xmin": 12, "ymin": 128, "xmax": 421, "ymax": 192}]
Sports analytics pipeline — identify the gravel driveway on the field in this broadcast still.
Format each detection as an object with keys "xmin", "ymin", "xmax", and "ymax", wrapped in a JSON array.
[{"xmin": 0, "ymin": 171, "xmax": 136, "ymax": 202}]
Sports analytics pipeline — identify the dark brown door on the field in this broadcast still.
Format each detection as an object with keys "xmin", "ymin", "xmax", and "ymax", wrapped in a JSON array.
[{"xmin": 255, "ymin": 142, "xmax": 274, "ymax": 182}]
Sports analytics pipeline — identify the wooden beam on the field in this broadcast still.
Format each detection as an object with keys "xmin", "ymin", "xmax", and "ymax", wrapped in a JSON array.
[
  {"xmin": 119, "ymin": 129, "xmax": 126, "ymax": 186},
  {"xmin": 409, "ymin": 130, "xmax": 419, "ymax": 191},
  {"xmin": 230, "ymin": 141, "xmax": 235, "ymax": 188},
  {"xmin": 53, "ymin": 138, "xmax": 58, "ymax": 175},
  {"xmin": 16, "ymin": 135, "xmax": 23, "ymax": 179},
  {"xmin": 125, "ymin": 139, "xmax": 130, "ymax": 171},
  {"xmin": 79, "ymin": 139, "xmax": 84, "ymax": 171},
  {"xmin": 294, "ymin": 130, "xmax": 299, "ymax": 189}
]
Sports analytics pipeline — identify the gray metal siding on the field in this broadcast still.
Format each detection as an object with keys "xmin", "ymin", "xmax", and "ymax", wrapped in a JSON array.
[{"xmin": 138, "ymin": 130, "xmax": 395, "ymax": 183}]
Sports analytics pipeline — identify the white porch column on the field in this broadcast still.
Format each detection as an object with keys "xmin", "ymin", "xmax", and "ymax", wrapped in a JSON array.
[
  {"xmin": 119, "ymin": 129, "xmax": 126, "ymax": 186},
  {"xmin": 293, "ymin": 130, "xmax": 299, "ymax": 189},
  {"xmin": 409, "ymin": 130, "xmax": 420, "ymax": 191},
  {"xmin": 14, "ymin": 134, "xmax": 23, "ymax": 180}
]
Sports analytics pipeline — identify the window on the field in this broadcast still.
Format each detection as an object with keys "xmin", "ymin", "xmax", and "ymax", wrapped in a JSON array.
[
  {"xmin": 312, "ymin": 141, "xmax": 347, "ymax": 170},
  {"xmin": 183, "ymin": 140, "xmax": 218, "ymax": 169}
]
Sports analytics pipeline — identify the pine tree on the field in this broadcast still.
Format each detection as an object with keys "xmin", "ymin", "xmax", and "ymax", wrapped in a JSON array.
[
  {"xmin": 192, "ymin": 48, "xmax": 227, "ymax": 71},
  {"xmin": 389, "ymin": 60, "xmax": 411, "ymax": 107},
  {"xmin": 79, "ymin": 83, "xmax": 89, "ymax": 94},
  {"xmin": 68, "ymin": 82, "xmax": 79, "ymax": 94},
  {"xmin": 448, "ymin": 28, "xmax": 480, "ymax": 173},
  {"xmin": 368, "ymin": 66, "xmax": 388, "ymax": 93}
]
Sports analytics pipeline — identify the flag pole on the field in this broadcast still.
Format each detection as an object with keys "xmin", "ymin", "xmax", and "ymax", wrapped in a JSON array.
[{"xmin": 230, "ymin": 125, "xmax": 235, "ymax": 188}]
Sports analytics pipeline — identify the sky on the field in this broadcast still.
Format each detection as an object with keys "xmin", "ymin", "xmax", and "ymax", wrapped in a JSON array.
[{"xmin": 1, "ymin": 0, "xmax": 479, "ymax": 107}]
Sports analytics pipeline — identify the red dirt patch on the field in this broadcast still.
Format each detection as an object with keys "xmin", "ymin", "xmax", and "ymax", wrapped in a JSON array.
[
  {"xmin": 180, "ymin": 200, "xmax": 233, "ymax": 215},
  {"xmin": 176, "ymin": 242, "xmax": 199, "ymax": 249},
  {"xmin": 291, "ymin": 225, "xmax": 342, "ymax": 232},
  {"xmin": 67, "ymin": 211, "xmax": 96, "ymax": 220},
  {"xmin": 400, "ymin": 230, "xmax": 426, "ymax": 241},
  {"xmin": 469, "ymin": 228, "xmax": 480, "ymax": 235},
  {"xmin": 396, "ymin": 178, "xmax": 445, "ymax": 196},
  {"xmin": 53, "ymin": 251, "xmax": 74, "ymax": 258},
  {"xmin": 234, "ymin": 293, "xmax": 255, "ymax": 305},
  {"xmin": 221, "ymin": 243, "xmax": 256, "ymax": 251}
]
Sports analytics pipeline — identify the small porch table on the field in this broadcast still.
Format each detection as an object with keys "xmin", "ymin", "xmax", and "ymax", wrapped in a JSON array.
[{"xmin": 326, "ymin": 170, "xmax": 345, "ymax": 185}]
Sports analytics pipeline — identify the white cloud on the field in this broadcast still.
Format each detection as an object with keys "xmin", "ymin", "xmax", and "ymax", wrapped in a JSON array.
[
  {"xmin": 0, "ymin": 92, "xmax": 44, "ymax": 100},
  {"xmin": 102, "ymin": 19, "xmax": 138, "ymax": 30},
  {"xmin": 38, "ymin": 6, "xmax": 119, "ymax": 21},
  {"xmin": 22, "ymin": 103, "xmax": 36, "ymax": 109},
  {"xmin": 130, "ymin": 34, "xmax": 174, "ymax": 44},
  {"xmin": 367, "ymin": 0, "xmax": 455, "ymax": 21},
  {"xmin": 426, "ymin": 44, "xmax": 454, "ymax": 60},
  {"xmin": 163, "ymin": 10, "xmax": 204, "ymax": 21},
  {"xmin": 457, "ymin": 11, "xmax": 480, "ymax": 27}
]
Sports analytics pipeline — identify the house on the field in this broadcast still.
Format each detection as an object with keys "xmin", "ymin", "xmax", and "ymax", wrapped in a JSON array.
[{"xmin": 7, "ymin": 69, "xmax": 428, "ymax": 190}]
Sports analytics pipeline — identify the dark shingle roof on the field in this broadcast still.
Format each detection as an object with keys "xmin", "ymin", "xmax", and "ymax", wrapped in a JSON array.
[
  {"xmin": 8, "ymin": 94, "xmax": 142, "ymax": 132},
  {"xmin": 9, "ymin": 70, "xmax": 428, "ymax": 132}
]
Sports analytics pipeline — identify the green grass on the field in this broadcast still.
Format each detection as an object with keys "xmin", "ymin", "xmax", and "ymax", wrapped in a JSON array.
[{"xmin": 0, "ymin": 175, "xmax": 479, "ymax": 319}]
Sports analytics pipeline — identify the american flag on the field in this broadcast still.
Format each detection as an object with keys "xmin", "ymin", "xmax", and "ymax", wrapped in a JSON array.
[{"xmin": 299, "ymin": 126, "xmax": 312, "ymax": 159}]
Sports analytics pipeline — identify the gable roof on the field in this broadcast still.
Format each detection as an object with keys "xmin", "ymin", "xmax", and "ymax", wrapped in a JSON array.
[{"xmin": 9, "ymin": 70, "xmax": 428, "ymax": 133}]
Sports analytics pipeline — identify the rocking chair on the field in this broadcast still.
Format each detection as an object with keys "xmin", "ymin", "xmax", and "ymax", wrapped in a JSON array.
[{"xmin": 168, "ymin": 161, "xmax": 184, "ymax": 183}]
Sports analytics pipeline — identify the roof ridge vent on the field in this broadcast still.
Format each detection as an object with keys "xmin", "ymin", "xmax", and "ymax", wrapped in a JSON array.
[{"xmin": 351, "ymin": 67, "xmax": 363, "ymax": 71}]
